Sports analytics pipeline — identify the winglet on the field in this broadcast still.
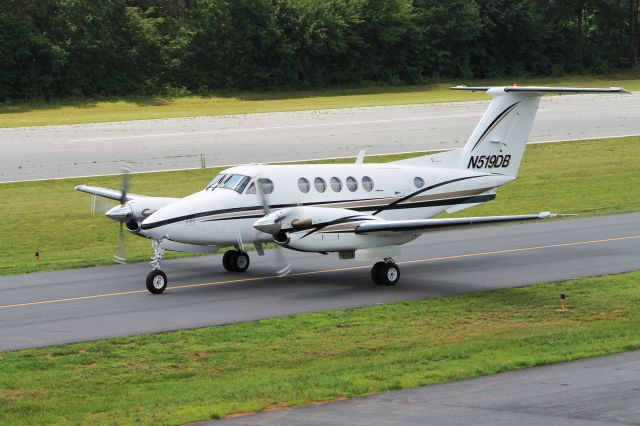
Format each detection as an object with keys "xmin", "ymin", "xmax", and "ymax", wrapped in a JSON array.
[{"xmin": 355, "ymin": 150, "xmax": 366, "ymax": 164}]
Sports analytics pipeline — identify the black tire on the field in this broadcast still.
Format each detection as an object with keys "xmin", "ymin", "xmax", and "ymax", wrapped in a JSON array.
[
  {"xmin": 232, "ymin": 251, "xmax": 250, "ymax": 272},
  {"xmin": 371, "ymin": 261, "xmax": 385, "ymax": 285},
  {"xmin": 222, "ymin": 250, "xmax": 235, "ymax": 271},
  {"xmin": 377, "ymin": 263, "xmax": 400, "ymax": 286},
  {"xmin": 146, "ymin": 269, "xmax": 168, "ymax": 294}
]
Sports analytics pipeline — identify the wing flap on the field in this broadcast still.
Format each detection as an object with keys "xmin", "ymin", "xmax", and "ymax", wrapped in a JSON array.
[{"xmin": 355, "ymin": 212, "xmax": 570, "ymax": 235}]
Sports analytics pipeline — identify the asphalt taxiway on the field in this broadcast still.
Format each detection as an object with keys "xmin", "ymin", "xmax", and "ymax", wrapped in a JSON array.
[
  {"xmin": 1, "ymin": 213, "xmax": 638, "ymax": 351},
  {"xmin": 1, "ymin": 93, "xmax": 638, "ymax": 182},
  {"xmin": 217, "ymin": 350, "xmax": 640, "ymax": 426}
]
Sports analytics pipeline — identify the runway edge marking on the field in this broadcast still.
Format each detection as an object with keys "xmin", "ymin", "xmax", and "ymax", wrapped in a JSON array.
[{"xmin": 3, "ymin": 134, "xmax": 639, "ymax": 184}]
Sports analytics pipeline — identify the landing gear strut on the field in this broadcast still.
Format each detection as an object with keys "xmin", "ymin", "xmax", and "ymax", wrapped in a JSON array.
[
  {"xmin": 371, "ymin": 258, "xmax": 400, "ymax": 286},
  {"xmin": 146, "ymin": 239, "xmax": 167, "ymax": 294},
  {"xmin": 222, "ymin": 249, "xmax": 250, "ymax": 272}
]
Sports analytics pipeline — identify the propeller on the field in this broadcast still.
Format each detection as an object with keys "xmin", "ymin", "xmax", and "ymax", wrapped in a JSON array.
[
  {"xmin": 256, "ymin": 179, "xmax": 292, "ymax": 277},
  {"xmin": 90, "ymin": 194, "xmax": 115, "ymax": 216},
  {"xmin": 114, "ymin": 165, "xmax": 131, "ymax": 264}
]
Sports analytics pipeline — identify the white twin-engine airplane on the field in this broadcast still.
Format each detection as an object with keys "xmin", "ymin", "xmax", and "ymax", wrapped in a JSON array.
[{"xmin": 76, "ymin": 86, "xmax": 628, "ymax": 294}]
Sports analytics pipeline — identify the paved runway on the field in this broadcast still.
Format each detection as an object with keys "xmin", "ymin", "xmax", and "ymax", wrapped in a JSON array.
[
  {"xmin": 218, "ymin": 350, "xmax": 640, "ymax": 425},
  {"xmin": 1, "ymin": 93, "xmax": 638, "ymax": 182},
  {"xmin": 1, "ymin": 213, "xmax": 638, "ymax": 351}
]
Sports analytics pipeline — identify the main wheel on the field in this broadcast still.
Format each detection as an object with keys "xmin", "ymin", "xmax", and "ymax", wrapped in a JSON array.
[
  {"xmin": 371, "ymin": 261, "xmax": 385, "ymax": 285},
  {"xmin": 222, "ymin": 250, "xmax": 235, "ymax": 271},
  {"xmin": 377, "ymin": 263, "xmax": 400, "ymax": 286},
  {"xmin": 231, "ymin": 251, "xmax": 250, "ymax": 272},
  {"xmin": 146, "ymin": 269, "xmax": 168, "ymax": 294}
]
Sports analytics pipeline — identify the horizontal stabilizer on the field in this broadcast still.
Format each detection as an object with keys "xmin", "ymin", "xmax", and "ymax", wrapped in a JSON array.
[
  {"xmin": 450, "ymin": 86, "xmax": 630, "ymax": 94},
  {"xmin": 355, "ymin": 212, "xmax": 573, "ymax": 235}
]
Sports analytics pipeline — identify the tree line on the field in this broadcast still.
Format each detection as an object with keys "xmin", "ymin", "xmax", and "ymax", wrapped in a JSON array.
[{"xmin": 1, "ymin": 0, "xmax": 638, "ymax": 101}]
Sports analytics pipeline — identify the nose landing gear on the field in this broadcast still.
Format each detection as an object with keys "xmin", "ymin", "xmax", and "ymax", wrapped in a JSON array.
[
  {"xmin": 146, "ymin": 239, "xmax": 167, "ymax": 294},
  {"xmin": 371, "ymin": 258, "xmax": 400, "ymax": 286},
  {"xmin": 146, "ymin": 269, "xmax": 167, "ymax": 294}
]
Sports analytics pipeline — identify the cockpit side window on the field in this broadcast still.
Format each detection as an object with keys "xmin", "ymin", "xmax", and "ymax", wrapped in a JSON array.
[
  {"xmin": 219, "ymin": 174, "xmax": 251, "ymax": 193},
  {"xmin": 245, "ymin": 182, "xmax": 256, "ymax": 194},
  {"xmin": 206, "ymin": 173, "xmax": 227, "ymax": 190}
]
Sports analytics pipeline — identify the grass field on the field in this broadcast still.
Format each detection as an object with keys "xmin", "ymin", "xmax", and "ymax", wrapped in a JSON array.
[
  {"xmin": 1, "ymin": 74, "xmax": 639, "ymax": 128},
  {"xmin": 1, "ymin": 136, "xmax": 639, "ymax": 276},
  {"xmin": 1, "ymin": 271, "xmax": 639, "ymax": 424}
]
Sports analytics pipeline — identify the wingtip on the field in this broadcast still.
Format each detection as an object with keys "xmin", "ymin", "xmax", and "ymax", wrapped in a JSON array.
[
  {"xmin": 612, "ymin": 87, "xmax": 632, "ymax": 94},
  {"xmin": 539, "ymin": 212, "xmax": 577, "ymax": 219}
]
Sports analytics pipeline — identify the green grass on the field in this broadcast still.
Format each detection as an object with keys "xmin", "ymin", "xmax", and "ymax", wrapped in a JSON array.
[
  {"xmin": 1, "ymin": 136, "xmax": 639, "ymax": 276},
  {"xmin": 2, "ymin": 74, "xmax": 639, "ymax": 128},
  {"xmin": 1, "ymin": 271, "xmax": 639, "ymax": 424}
]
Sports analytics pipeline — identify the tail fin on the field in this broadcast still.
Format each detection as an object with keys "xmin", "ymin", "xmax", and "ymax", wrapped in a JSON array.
[{"xmin": 454, "ymin": 86, "xmax": 629, "ymax": 177}]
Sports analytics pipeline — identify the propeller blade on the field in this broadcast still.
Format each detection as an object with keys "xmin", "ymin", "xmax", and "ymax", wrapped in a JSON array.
[
  {"xmin": 275, "ymin": 246, "xmax": 292, "ymax": 277},
  {"xmin": 255, "ymin": 177, "xmax": 291, "ymax": 276},
  {"xmin": 120, "ymin": 165, "xmax": 131, "ymax": 205},
  {"xmin": 91, "ymin": 195, "xmax": 115, "ymax": 215},
  {"xmin": 114, "ymin": 222, "xmax": 126, "ymax": 264}
]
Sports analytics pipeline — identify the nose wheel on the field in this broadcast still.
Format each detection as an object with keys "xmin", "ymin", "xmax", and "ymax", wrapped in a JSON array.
[
  {"xmin": 371, "ymin": 259, "xmax": 400, "ymax": 286},
  {"xmin": 222, "ymin": 249, "xmax": 250, "ymax": 272},
  {"xmin": 146, "ymin": 269, "xmax": 167, "ymax": 294}
]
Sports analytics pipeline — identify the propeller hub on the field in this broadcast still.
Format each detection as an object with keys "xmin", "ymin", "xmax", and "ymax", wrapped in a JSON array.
[
  {"xmin": 253, "ymin": 212, "xmax": 282, "ymax": 234},
  {"xmin": 105, "ymin": 204, "xmax": 133, "ymax": 222}
]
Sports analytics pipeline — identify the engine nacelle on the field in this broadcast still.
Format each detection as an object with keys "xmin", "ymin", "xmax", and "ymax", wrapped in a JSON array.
[
  {"xmin": 106, "ymin": 197, "xmax": 177, "ymax": 223},
  {"xmin": 253, "ymin": 206, "xmax": 418, "ymax": 253}
]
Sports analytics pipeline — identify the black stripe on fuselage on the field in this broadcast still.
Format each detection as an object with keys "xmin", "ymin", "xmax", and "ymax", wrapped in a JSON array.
[
  {"xmin": 140, "ymin": 175, "xmax": 492, "ymax": 230},
  {"xmin": 139, "ymin": 196, "xmax": 389, "ymax": 230},
  {"xmin": 371, "ymin": 174, "xmax": 490, "ymax": 215}
]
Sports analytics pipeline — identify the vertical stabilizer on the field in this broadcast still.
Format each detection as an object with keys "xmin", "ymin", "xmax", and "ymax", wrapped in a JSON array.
[{"xmin": 452, "ymin": 86, "xmax": 629, "ymax": 177}]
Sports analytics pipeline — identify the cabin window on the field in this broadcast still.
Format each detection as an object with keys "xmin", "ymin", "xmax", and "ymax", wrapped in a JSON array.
[
  {"xmin": 330, "ymin": 177, "xmax": 342, "ymax": 192},
  {"xmin": 314, "ymin": 177, "xmax": 326, "ymax": 193},
  {"xmin": 245, "ymin": 182, "xmax": 256, "ymax": 194},
  {"xmin": 219, "ymin": 174, "xmax": 251, "ymax": 193},
  {"xmin": 346, "ymin": 176, "xmax": 358, "ymax": 192},
  {"xmin": 414, "ymin": 177, "xmax": 425, "ymax": 188},
  {"xmin": 298, "ymin": 178, "xmax": 310, "ymax": 193},
  {"xmin": 257, "ymin": 178, "xmax": 274, "ymax": 195},
  {"xmin": 206, "ymin": 173, "xmax": 227, "ymax": 190},
  {"xmin": 362, "ymin": 176, "xmax": 374, "ymax": 192}
]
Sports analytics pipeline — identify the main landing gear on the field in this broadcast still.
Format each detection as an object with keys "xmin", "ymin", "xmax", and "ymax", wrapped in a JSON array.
[
  {"xmin": 222, "ymin": 249, "xmax": 250, "ymax": 272},
  {"xmin": 371, "ymin": 258, "xmax": 400, "ymax": 286}
]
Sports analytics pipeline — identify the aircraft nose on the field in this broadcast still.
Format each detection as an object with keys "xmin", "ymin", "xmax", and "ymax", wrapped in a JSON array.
[{"xmin": 140, "ymin": 211, "xmax": 169, "ymax": 239}]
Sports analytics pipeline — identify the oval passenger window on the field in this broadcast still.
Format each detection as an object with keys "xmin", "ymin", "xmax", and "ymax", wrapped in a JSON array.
[
  {"xmin": 314, "ymin": 177, "xmax": 326, "ymax": 193},
  {"xmin": 346, "ymin": 176, "xmax": 358, "ymax": 192},
  {"xmin": 330, "ymin": 177, "xmax": 342, "ymax": 192},
  {"xmin": 362, "ymin": 176, "xmax": 374, "ymax": 192},
  {"xmin": 298, "ymin": 178, "xmax": 310, "ymax": 193},
  {"xmin": 257, "ymin": 178, "xmax": 274, "ymax": 194}
]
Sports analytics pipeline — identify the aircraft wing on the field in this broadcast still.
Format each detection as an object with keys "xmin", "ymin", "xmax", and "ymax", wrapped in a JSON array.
[
  {"xmin": 75, "ymin": 185, "xmax": 147, "ymax": 202},
  {"xmin": 355, "ymin": 212, "xmax": 571, "ymax": 235}
]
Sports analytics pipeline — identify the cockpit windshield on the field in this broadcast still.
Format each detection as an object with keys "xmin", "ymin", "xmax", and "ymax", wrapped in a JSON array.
[
  {"xmin": 218, "ymin": 174, "xmax": 251, "ymax": 193},
  {"xmin": 206, "ymin": 173, "xmax": 227, "ymax": 190}
]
